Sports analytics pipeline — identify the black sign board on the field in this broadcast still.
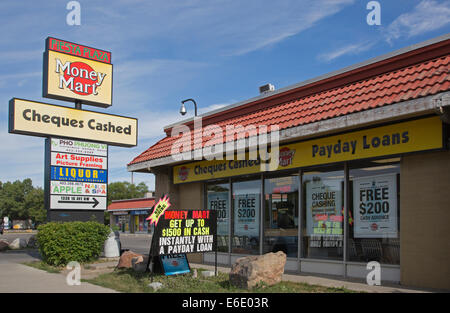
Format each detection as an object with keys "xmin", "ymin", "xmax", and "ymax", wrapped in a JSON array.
[{"xmin": 152, "ymin": 210, "xmax": 217, "ymax": 256}]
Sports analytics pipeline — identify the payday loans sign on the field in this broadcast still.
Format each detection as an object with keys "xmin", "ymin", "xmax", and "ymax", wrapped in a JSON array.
[
  {"xmin": 152, "ymin": 210, "xmax": 217, "ymax": 255},
  {"xmin": 43, "ymin": 37, "xmax": 113, "ymax": 108},
  {"xmin": 173, "ymin": 116, "xmax": 443, "ymax": 184}
]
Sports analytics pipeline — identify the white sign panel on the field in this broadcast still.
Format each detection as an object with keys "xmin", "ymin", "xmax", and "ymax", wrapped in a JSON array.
[
  {"xmin": 234, "ymin": 194, "xmax": 259, "ymax": 237},
  {"xmin": 306, "ymin": 179, "xmax": 343, "ymax": 237},
  {"xmin": 50, "ymin": 195, "xmax": 106, "ymax": 210},
  {"xmin": 50, "ymin": 181, "xmax": 107, "ymax": 197},
  {"xmin": 207, "ymin": 191, "xmax": 229, "ymax": 236},
  {"xmin": 353, "ymin": 174, "xmax": 398, "ymax": 238},
  {"xmin": 51, "ymin": 152, "xmax": 107, "ymax": 169},
  {"xmin": 51, "ymin": 138, "xmax": 108, "ymax": 156}
]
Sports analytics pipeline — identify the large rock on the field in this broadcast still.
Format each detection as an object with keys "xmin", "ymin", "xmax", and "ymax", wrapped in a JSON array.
[
  {"xmin": 8, "ymin": 238, "xmax": 27, "ymax": 250},
  {"xmin": 27, "ymin": 235, "xmax": 38, "ymax": 248},
  {"xmin": 229, "ymin": 251, "xmax": 286, "ymax": 289},
  {"xmin": 131, "ymin": 255, "xmax": 149, "ymax": 272},
  {"xmin": 0, "ymin": 240, "xmax": 9, "ymax": 252},
  {"xmin": 117, "ymin": 251, "xmax": 143, "ymax": 269}
]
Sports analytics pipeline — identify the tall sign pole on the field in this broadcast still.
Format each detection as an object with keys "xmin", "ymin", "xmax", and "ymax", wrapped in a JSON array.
[{"xmin": 8, "ymin": 37, "xmax": 138, "ymax": 223}]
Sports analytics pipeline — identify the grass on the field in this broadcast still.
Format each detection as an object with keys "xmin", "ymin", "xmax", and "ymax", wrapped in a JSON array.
[
  {"xmin": 23, "ymin": 261, "xmax": 63, "ymax": 274},
  {"xmin": 84, "ymin": 268, "xmax": 358, "ymax": 293}
]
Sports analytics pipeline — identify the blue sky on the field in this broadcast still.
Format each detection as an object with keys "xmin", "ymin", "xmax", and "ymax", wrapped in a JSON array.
[{"xmin": 1, "ymin": 0, "xmax": 449, "ymax": 190}]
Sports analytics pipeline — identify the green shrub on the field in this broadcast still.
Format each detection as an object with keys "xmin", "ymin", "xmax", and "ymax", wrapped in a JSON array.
[{"xmin": 37, "ymin": 221, "xmax": 110, "ymax": 266}]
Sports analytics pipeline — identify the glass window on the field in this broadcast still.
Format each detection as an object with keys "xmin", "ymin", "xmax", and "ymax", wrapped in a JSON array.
[
  {"xmin": 207, "ymin": 182, "xmax": 230, "ymax": 252},
  {"xmin": 232, "ymin": 179, "xmax": 261, "ymax": 255},
  {"xmin": 349, "ymin": 159, "xmax": 400, "ymax": 265},
  {"xmin": 264, "ymin": 174, "xmax": 299, "ymax": 258},
  {"xmin": 302, "ymin": 167, "xmax": 344, "ymax": 260}
]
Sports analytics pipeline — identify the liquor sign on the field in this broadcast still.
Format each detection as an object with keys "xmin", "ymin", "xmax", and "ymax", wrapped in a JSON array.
[
  {"xmin": 43, "ymin": 37, "xmax": 113, "ymax": 108},
  {"xmin": 46, "ymin": 137, "xmax": 108, "ymax": 211},
  {"xmin": 9, "ymin": 98, "xmax": 137, "ymax": 147}
]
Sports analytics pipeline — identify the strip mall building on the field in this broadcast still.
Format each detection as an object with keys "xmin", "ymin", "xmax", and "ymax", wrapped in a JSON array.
[{"xmin": 128, "ymin": 35, "xmax": 450, "ymax": 290}]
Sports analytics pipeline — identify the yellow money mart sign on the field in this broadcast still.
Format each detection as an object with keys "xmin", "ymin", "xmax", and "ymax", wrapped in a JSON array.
[{"xmin": 173, "ymin": 116, "xmax": 443, "ymax": 184}]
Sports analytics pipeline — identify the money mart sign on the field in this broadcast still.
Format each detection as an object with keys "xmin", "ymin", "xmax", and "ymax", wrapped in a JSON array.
[{"xmin": 9, "ymin": 98, "xmax": 137, "ymax": 147}]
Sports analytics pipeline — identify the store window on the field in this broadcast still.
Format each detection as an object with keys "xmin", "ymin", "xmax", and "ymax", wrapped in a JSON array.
[
  {"xmin": 207, "ymin": 182, "xmax": 230, "ymax": 252},
  {"xmin": 232, "ymin": 179, "xmax": 261, "ymax": 255},
  {"xmin": 264, "ymin": 174, "xmax": 299, "ymax": 257},
  {"xmin": 349, "ymin": 159, "xmax": 400, "ymax": 265},
  {"xmin": 302, "ymin": 167, "xmax": 344, "ymax": 260}
]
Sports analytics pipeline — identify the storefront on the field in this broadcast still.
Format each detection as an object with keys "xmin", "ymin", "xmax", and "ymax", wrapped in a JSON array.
[
  {"xmin": 128, "ymin": 35, "xmax": 450, "ymax": 290},
  {"xmin": 107, "ymin": 198, "xmax": 155, "ymax": 233}
]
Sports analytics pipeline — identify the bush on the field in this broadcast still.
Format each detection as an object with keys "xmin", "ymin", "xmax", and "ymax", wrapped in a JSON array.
[{"xmin": 37, "ymin": 221, "xmax": 111, "ymax": 266}]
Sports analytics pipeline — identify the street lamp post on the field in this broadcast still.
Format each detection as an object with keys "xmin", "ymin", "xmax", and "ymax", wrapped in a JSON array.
[{"xmin": 180, "ymin": 98, "xmax": 197, "ymax": 116}]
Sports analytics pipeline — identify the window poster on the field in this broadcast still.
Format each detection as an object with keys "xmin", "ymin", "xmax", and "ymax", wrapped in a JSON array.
[
  {"xmin": 353, "ymin": 174, "xmax": 398, "ymax": 238},
  {"xmin": 306, "ymin": 179, "xmax": 343, "ymax": 237},
  {"xmin": 234, "ymin": 194, "xmax": 260, "ymax": 237},
  {"xmin": 207, "ymin": 191, "xmax": 229, "ymax": 236}
]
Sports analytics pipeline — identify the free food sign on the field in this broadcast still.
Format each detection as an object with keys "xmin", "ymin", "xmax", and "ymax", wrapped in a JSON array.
[{"xmin": 43, "ymin": 37, "xmax": 113, "ymax": 108}]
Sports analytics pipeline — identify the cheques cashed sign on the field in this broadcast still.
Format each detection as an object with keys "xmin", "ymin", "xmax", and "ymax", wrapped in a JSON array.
[
  {"xmin": 152, "ymin": 210, "xmax": 217, "ymax": 255},
  {"xmin": 43, "ymin": 37, "xmax": 113, "ymax": 108}
]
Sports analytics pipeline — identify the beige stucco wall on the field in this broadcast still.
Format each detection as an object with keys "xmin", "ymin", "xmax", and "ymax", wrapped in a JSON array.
[{"xmin": 401, "ymin": 150, "xmax": 450, "ymax": 290}]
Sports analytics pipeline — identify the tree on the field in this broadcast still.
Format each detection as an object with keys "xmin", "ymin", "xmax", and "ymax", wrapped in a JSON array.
[
  {"xmin": 0, "ymin": 179, "xmax": 45, "ymax": 224},
  {"xmin": 105, "ymin": 181, "xmax": 149, "ymax": 225},
  {"xmin": 107, "ymin": 181, "xmax": 149, "ymax": 206}
]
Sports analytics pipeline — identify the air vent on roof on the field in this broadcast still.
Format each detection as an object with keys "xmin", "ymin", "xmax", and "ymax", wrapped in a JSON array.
[{"xmin": 259, "ymin": 83, "xmax": 275, "ymax": 94}]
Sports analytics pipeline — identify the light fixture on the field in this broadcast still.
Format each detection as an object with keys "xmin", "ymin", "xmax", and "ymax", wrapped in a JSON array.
[{"xmin": 180, "ymin": 98, "xmax": 197, "ymax": 116}]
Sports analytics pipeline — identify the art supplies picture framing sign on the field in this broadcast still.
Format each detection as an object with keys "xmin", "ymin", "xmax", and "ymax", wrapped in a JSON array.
[
  {"xmin": 353, "ymin": 174, "xmax": 398, "ymax": 238},
  {"xmin": 152, "ymin": 210, "xmax": 217, "ymax": 256},
  {"xmin": 43, "ymin": 37, "xmax": 113, "ymax": 108},
  {"xmin": 46, "ymin": 137, "xmax": 108, "ymax": 211}
]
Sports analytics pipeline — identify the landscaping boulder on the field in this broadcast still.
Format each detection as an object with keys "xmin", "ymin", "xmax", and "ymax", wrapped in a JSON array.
[
  {"xmin": 0, "ymin": 240, "xmax": 9, "ymax": 252},
  {"xmin": 8, "ymin": 238, "xmax": 28, "ymax": 250},
  {"xmin": 229, "ymin": 251, "xmax": 286, "ymax": 289},
  {"xmin": 117, "ymin": 250, "xmax": 143, "ymax": 269},
  {"xmin": 131, "ymin": 255, "xmax": 149, "ymax": 272},
  {"xmin": 27, "ymin": 235, "xmax": 38, "ymax": 248}
]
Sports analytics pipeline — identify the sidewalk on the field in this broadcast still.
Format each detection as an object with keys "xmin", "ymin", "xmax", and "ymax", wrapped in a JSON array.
[
  {"xmin": 190, "ymin": 263, "xmax": 437, "ymax": 293},
  {"xmin": 0, "ymin": 251, "xmax": 117, "ymax": 293}
]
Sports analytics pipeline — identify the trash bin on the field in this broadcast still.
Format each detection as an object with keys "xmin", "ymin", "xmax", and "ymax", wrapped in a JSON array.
[{"xmin": 103, "ymin": 231, "xmax": 121, "ymax": 257}]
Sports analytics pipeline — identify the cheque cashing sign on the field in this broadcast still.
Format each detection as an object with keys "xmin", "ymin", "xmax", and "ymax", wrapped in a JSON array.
[
  {"xmin": 173, "ymin": 116, "xmax": 444, "ymax": 184},
  {"xmin": 43, "ymin": 37, "xmax": 113, "ymax": 108},
  {"xmin": 9, "ymin": 98, "xmax": 137, "ymax": 147}
]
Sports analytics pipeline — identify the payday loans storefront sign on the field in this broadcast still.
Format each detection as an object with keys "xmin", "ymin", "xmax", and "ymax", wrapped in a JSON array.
[
  {"xmin": 46, "ymin": 138, "xmax": 107, "ymax": 211},
  {"xmin": 152, "ymin": 210, "xmax": 217, "ymax": 256},
  {"xmin": 173, "ymin": 116, "xmax": 443, "ymax": 184},
  {"xmin": 43, "ymin": 37, "xmax": 112, "ymax": 108}
]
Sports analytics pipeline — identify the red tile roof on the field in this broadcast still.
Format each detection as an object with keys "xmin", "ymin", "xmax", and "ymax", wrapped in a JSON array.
[
  {"xmin": 107, "ymin": 198, "xmax": 155, "ymax": 211},
  {"xmin": 129, "ymin": 39, "xmax": 450, "ymax": 166}
]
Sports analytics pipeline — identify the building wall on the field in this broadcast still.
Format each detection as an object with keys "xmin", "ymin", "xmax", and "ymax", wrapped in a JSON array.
[{"xmin": 400, "ymin": 150, "xmax": 450, "ymax": 290}]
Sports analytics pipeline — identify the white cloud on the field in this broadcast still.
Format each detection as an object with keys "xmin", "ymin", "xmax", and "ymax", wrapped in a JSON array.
[
  {"xmin": 385, "ymin": 0, "xmax": 450, "ymax": 44},
  {"xmin": 317, "ymin": 41, "xmax": 375, "ymax": 62}
]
